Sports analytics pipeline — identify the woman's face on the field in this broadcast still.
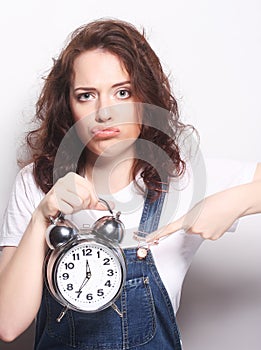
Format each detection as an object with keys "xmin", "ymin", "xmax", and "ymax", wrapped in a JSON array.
[{"xmin": 69, "ymin": 49, "xmax": 141, "ymax": 159}]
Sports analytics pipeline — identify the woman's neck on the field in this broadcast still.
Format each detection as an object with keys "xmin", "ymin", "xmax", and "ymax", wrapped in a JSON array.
[{"xmin": 85, "ymin": 152, "xmax": 135, "ymax": 195}]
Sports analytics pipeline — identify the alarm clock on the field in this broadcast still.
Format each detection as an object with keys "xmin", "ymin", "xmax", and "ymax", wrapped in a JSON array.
[{"xmin": 44, "ymin": 200, "xmax": 126, "ymax": 319}]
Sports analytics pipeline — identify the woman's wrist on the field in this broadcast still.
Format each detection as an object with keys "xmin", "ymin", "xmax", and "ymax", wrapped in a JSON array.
[{"xmin": 31, "ymin": 207, "xmax": 50, "ymax": 227}]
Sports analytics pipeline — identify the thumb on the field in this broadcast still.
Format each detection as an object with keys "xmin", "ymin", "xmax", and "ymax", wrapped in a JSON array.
[
  {"xmin": 145, "ymin": 217, "xmax": 183, "ymax": 243},
  {"xmin": 93, "ymin": 198, "xmax": 115, "ymax": 213}
]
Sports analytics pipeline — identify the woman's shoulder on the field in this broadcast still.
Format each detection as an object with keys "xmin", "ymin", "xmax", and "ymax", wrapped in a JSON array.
[
  {"xmin": 18, "ymin": 162, "xmax": 34, "ymax": 176},
  {"xmin": 14, "ymin": 163, "xmax": 44, "ymax": 200},
  {"xmin": 16, "ymin": 163, "xmax": 36, "ymax": 186}
]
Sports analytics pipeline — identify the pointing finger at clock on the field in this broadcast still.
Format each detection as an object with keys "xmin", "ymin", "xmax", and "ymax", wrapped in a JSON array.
[
  {"xmin": 145, "ymin": 217, "xmax": 184, "ymax": 243},
  {"xmin": 145, "ymin": 198, "xmax": 204, "ymax": 243}
]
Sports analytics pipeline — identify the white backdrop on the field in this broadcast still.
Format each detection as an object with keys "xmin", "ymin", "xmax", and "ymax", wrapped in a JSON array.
[{"xmin": 0, "ymin": 1, "xmax": 260, "ymax": 349}]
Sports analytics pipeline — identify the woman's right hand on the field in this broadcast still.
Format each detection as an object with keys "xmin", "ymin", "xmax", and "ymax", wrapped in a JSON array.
[{"xmin": 37, "ymin": 172, "xmax": 110, "ymax": 221}]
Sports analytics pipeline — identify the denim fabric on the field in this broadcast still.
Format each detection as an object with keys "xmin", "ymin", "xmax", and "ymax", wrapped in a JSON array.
[{"xmin": 35, "ymin": 188, "xmax": 182, "ymax": 349}]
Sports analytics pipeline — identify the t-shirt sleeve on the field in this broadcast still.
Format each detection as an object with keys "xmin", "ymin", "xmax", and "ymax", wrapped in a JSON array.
[
  {"xmin": 0, "ymin": 164, "xmax": 44, "ymax": 248},
  {"xmin": 205, "ymin": 157, "xmax": 257, "ymax": 193},
  {"xmin": 205, "ymin": 157, "xmax": 258, "ymax": 232}
]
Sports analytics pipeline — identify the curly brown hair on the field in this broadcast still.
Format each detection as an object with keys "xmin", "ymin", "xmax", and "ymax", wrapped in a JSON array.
[{"xmin": 22, "ymin": 18, "xmax": 193, "ymax": 196}]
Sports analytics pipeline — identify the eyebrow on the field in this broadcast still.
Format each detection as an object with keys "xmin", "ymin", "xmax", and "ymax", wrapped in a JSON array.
[{"xmin": 73, "ymin": 80, "xmax": 131, "ymax": 92}]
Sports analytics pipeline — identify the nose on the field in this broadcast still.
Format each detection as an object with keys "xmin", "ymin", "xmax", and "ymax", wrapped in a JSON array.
[
  {"xmin": 95, "ymin": 99, "xmax": 112, "ymax": 123},
  {"xmin": 95, "ymin": 107, "xmax": 111, "ymax": 122}
]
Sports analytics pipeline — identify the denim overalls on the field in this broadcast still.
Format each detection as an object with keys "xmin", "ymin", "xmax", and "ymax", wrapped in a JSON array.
[{"xmin": 35, "ymin": 188, "xmax": 182, "ymax": 349}]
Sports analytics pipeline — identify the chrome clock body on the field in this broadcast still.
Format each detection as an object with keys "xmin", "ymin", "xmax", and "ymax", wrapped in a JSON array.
[{"xmin": 45, "ymin": 232, "xmax": 126, "ymax": 313}]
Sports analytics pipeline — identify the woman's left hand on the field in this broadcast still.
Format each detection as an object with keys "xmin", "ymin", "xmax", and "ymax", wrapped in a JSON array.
[{"xmin": 146, "ymin": 185, "xmax": 248, "ymax": 242}]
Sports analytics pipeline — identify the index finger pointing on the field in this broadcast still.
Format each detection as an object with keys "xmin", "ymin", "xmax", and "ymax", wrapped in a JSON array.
[{"xmin": 145, "ymin": 218, "xmax": 183, "ymax": 243}]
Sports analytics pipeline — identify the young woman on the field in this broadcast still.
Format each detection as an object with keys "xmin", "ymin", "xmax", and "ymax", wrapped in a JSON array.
[{"xmin": 0, "ymin": 18, "xmax": 260, "ymax": 349}]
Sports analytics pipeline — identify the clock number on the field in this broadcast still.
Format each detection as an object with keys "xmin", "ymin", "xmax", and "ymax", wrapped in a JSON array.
[
  {"xmin": 62, "ymin": 273, "xmax": 69, "ymax": 280},
  {"xmin": 76, "ymin": 290, "xmax": 82, "ymax": 298},
  {"xmin": 65, "ymin": 262, "xmax": 75, "ymax": 269},
  {"xmin": 67, "ymin": 284, "xmax": 73, "ymax": 291},
  {"xmin": 107, "ymin": 269, "xmax": 114, "ymax": 276},
  {"xmin": 86, "ymin": 293, "xmax": 93, "ymax": 300},
  {"xmin": 97, "ymin": 289, "xmax": 104, "ymax": 297},
  {"xmin": 105, "ymin": 280, "xmax": 111, "ymax": 287},
  {"xmin": 82, "ymin": 248, "xmax": 92, "ymax": 256},
  {"xmin": 72, "ymin": 253, "xmax": 80, "ymax": 261},
  {"xmin": 103, "ymin": 258, "xmax": 110, "ymax": 265}
]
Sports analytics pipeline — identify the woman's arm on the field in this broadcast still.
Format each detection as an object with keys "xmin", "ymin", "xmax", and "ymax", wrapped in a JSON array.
[
  {"xmin": 0, "ymin": 210, "xmax": 47, "ymax": 342},
  {"xmin": 146, "ymin": 163, "xmax": 261, "ymax": 242}
]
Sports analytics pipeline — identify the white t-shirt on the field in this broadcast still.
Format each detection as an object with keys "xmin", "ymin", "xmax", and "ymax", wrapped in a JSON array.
[{"xmin": 0, "ymin": 157, "xmax": 257, "ymax": 312}]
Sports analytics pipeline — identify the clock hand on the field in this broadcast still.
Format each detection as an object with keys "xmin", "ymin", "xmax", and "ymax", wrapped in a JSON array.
[
  {"xmin": 76, "ymin": 277, "xmax": 89, "ymax": 298},
  {"xmin": 86, "ymin": 259, "xmax": 91, "ymax": 279},
  {"xmin": 76, "ymin": 260, "xmax": 91, "ymax": 298}
]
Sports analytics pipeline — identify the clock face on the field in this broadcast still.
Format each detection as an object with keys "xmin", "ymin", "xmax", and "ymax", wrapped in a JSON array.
[{"xmin": 53, "ymin": 240, "xmax": 124, "ymax": 312}]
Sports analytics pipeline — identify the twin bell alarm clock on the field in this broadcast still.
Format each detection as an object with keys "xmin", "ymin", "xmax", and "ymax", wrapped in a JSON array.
[{"xmin": 44, "ymin": 199, "xmax": 126, "ymax": 320}]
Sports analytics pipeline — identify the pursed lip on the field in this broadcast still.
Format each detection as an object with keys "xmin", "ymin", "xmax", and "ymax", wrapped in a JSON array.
[{"xmin": 91, "ymin": 126, "xmax": 120, "ymax": 138}]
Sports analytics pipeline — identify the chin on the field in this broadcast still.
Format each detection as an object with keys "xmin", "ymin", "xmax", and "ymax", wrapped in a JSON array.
[{"xmin": 89, "ymin": 139, "xmax": 136, "ymax": 158}]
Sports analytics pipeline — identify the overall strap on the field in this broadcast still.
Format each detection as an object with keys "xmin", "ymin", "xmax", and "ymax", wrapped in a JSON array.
[{"xmin": 137, "ymin": 183, "xmax": 168, "ymax": 237}]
